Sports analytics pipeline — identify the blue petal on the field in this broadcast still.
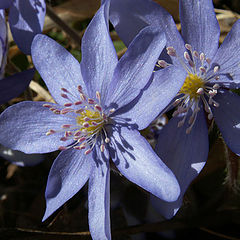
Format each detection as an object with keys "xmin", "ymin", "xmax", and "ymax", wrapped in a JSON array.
[
  {"xmin": 210, "ymin": 20, "xmax": 240, "ymax": 88},
  {"xmin": 0, "ymin": 10, "xmax": 7, "ymax": 77},
  {"xmin": 43, "ymin": 148, "xmax": 93, "ymax": 221},
  {"xmin": 179, "ymin": 0, "xmax": 220, "ymax": 59},
  {"xmin": 88, "ymin": 147, "xmax": 111, "ymax": 240},
  {"xmin": 113, "ymin": 66, "xmax": 187, "ymax": 130},
  {"xmin": 105, "ymin": 27, "xmax": 166, "ymax": 109},
  {"xmin": 0, "ymin": 0, "xmax": 12, "ymax": 9},
  {"xmin": 31, "ymin": 34, "xmax": 87, "ymax": 105},
  {"xmin": 212, "ymin": 89, "xmax": 240, "ymax": 156},
  {"xmin": 154, "ymin": 108, "xmax": 208, "ymax": 219},
  {"xmin": 108, "ymin": 126, "xmax": 180, "ymax": 202},
  {"xmin": 9, "ymin": 0, "xmax": 46, "ymax": 54},
  {"xmin": 0, "ymin": 101, "xmax": 75, "ymax": 154},
  {"xmin": 80, "ymin": 0, "xmax": 118, "ymax": 103},
  {"xmin": 109, "ymin": 0, "xmax": 184, "ymax": 53},
  {"xmin": 0, "ymin": 68, "xmax": 35, "ymax": 105}
]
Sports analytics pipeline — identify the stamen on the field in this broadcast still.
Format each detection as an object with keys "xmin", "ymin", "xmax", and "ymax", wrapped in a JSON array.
[
  {"xmin": 184, "ymin": 51, "xmax": 191, "ymax": 61},
  {"xmin": 60, "ymin": 137, "xmax": 68, "ymax": 141},
  {"xmin": 78, "ymin": 85, "xmax": 83, "ymax": 93},
  {"xmin": 214, "ymin": 65, "xmax": 220, "ymax": 73},
  {"xmin": 185, "ymin": 44, "xmax": 192, "ymax": 51},
  {"xmin": 74, "ymin": 101, "xmax": 82, "ymax": 105},
  {"xmin": 61, "ymin": 108, "xmax": 74, "ymax": 114},
  {"xmin": 95, "ymin": 104, "xmax": 102, "ymax": 112},
  {"xmin": 213, "ymin": 84, "xmax": 220, "ymax": 90},
  {"xmin": 157, "ymin": 60, "xmax": 168, "ymax": 68},
  {"xmin": 100, "ymin": 144, "xmax": 105, "ymax": 152},
  {"xmin": 83, "ymin": 122, "xmax": 90, "ymax": 128},
  {"xmin": 166, "ymin": 47, "xmax": 177, "ymax": 57},
  {"xmin": 84, "ymin": 149, "xmax": 92, "ymax": 155},
  {"xmin": 61, "ymin": 88, "xmax": 69, "ymax": 93},
  {"xmin": 96, "ymin": 91, "xmax": 101, "ymax": 101},
  {"xmin": 196, "ymin": 88, "xmax": 204, "ymax": 95},
  {"xmin": 46, "ymin": 130, "xmax": 56, "ymax": 136},
  {"xmin": 109, "ymin": 108, "xmax": 116, "ymax": 114},
  {"xmin": 64, "ymin": 103, "xmax": 73, "ymax": 107},
  {"xmin": 88, "ymin": 99, "xmax": 95, "ymax": 104},
  {"xmin": 62, "ymin": 124, "xmax": 72, "ymax": 128},
  {"xmin": 193, "ymin": 51, "xmax": 199, "ymax": 58},
  {"xmin": 43, "ymin": 104, "xmax": 52, "ymax": 108},
  {"xmin": 61, "ymin": 93, "xmax": 69, "ymax": 99},
  {"xmin": 200, "ymin": 53, "xmax": 205, "ymax": 62}
]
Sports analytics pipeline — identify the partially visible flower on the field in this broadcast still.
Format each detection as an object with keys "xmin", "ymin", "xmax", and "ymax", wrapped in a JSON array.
[
  {"xmin": 0, "ymin": 9, "xmax": 35, "ymax": 105},
  {"xmin": 109, "ymin": 0, "xmax": 240, "ymax": 218},
  {"xmin": 0, "ymin": 1, "xmax": 183, "ymax": 239},
  {"xmin": 0, "ymin": 0, "xmax": 46, "ymax": 54}
]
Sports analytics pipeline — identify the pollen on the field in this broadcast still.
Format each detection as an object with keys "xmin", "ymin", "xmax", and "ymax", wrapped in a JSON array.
[
  {"xmin": 76, "ymin": 109, "xmax": 104, "ymax": 135},
  {"xmin": 179, "ymin": 73, "xmax": 205, "ymax": 99}
]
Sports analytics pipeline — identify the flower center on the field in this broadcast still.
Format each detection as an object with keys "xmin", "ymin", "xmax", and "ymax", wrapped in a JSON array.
[
  {"xmin": 179, "ymin": 73, "xmax": 205, "ymax": 100},
  {"xmin": 76, "ymin": 110, "xmax": 104, "ymax": 134},
  {"xmin": 44, "ymin": 86, "xmax": 115, "ymax": 154},
  {"xmin": 158, "ymin": 43, "xmax": 221, "ymax": 134}
]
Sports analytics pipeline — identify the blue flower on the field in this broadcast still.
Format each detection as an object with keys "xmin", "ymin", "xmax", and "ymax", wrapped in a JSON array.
[
  {"xmin": 0, "ymin": 9, "xmax": 35, "ymax": 105},
  {"xmin": 110, "ymin": 0, "xmax": 240, "ymax": 218},
  {"xmin": 0, "ymin": 1, "xmax": 181, "ymax": 239},
  {"xmin": 0, "ymin": 0, "xmax": 46, "ymax": 54}
]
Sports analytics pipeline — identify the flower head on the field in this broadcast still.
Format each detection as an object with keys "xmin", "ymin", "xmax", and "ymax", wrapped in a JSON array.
[
  {"xmin": 0, "ymin": 0, "xmax": 46, "ymax": 54},
  {"xmin": 110, "ymin": 0, "xmax": 240, "ymax": 218},
  {"xmin": 0, "ymin": 1, "xmax": 181, "ymax": 239}
]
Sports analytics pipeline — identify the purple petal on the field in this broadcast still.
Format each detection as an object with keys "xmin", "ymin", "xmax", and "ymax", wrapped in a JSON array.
[
  {"xmin": 0, "ymin": 68, "xmax": 35, "ymax": 105},
  {"xmin": 43, "ymin": 148, "xmax": 93, "ymax": 221},
  {"xmin": 106, "ymin": 27, "xmax": 166, "ymax": 109},
  {"xmin": 9, "ymin": 0, "xmax": 46, "ymax": 54},
  {"xmin": 210, "ymin": 20, "xmax": 240, "ymax": 88},
  {"xmin": 179, "ymin": 0, "xmax": 220, "ymax": 59},
  {"xmin": 109, "ymin": 0, "xmax": 184, "ymax": 54},
  {"xmin": 113, "ymin": 66, "xmax": 187, "ymax": 130},
  {"xmin": 212, "ymin": 89, "xmax": 240, "ymax": 156},
  {"xmin": 80, "ymin": 0, "xmax": 118, "ymax": 102},
  {"xmin": 88, "ymin": 148, "xmax": 111, "ymax": 240},
  {"xmin": 0, "ymin": 0, "xmax": 12, "ymax": 9},
  {"xmin": 31, "ymin": 34, "xmax": 87, "ymax": 105},
  {"xmin": 154, "ymin": 108, "xmax": 208, "ymax": 219},
  {"xmin": 0, "ymin": 10, "xmax": 7, "ymax": 76},
  {"xmin": 109, "ymin": 126, "xmax": 180, "ymax": 202},
  {"xmin": 0, "ymin": 101, "xmax": 75, "ymax": 154}
]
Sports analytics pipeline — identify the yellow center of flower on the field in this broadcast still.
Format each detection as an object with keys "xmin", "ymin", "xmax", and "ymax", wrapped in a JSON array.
[
  {"xmin": 76, "ymin": 109, "xmax": 104, "ymax": 135},
  {"xmin": 179, "ymin": 73, "xmax": 205, "ymax": 100}
]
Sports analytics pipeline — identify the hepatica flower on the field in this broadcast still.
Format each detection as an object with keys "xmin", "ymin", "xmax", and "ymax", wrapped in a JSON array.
[
  {"xmin": 0, "ymin": 1, "xmax": 182, "ymax": 238},
  {"xmin": 0, "ymin": 0, "xmax": 46, "ymax": 54},
  {"xmin": 110, "ymin": 0, "xmax": 240, "ymax": 218},
  {"xmin": 0, "ymin": 9, "xmax": 35, "ymax": 105}
]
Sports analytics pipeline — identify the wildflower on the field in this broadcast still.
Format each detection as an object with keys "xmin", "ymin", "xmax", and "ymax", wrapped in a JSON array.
[
  {"xmin": 0, "ymin": 9, "xmax": 35, "ymax": 105},
  {"xmin": 110, "ymin": 0, "xmax": 240, "ymax": 218},
  {"xmin": 0, "ymin": 1, "xmax": 182, "ymax": 238},
  {"xmin": 0, "ymin": 0, "xmax": 46, "ymax": 54}
]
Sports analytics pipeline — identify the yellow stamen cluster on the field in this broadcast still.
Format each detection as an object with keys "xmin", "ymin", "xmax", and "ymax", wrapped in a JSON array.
[
  {"xmin": 179, "ymin": 73, "xmax": 205, "ymax": 100},
  {"xmin": 76, "ymin": 109, "xmax": 103, "ymax": 134}
]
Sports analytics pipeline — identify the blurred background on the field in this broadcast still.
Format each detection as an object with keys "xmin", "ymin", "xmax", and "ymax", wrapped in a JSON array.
[{"xmin": 0, "ymin": 0, "xmax": 240, "ymax": 239}]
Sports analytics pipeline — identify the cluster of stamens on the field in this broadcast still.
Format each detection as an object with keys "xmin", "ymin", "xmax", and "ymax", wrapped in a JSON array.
[
  {"xmin": 158, "ymin": 44, "xmax": 221, "ymax": 134},
  {"xmin": 43, "ymin": 86, "xmax": 115, "ymax": 154}
]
